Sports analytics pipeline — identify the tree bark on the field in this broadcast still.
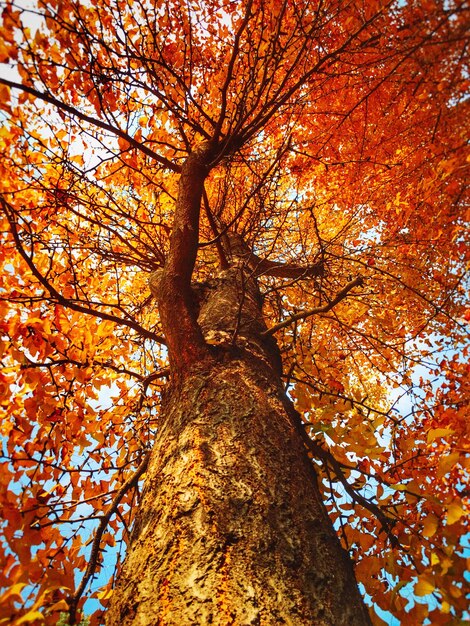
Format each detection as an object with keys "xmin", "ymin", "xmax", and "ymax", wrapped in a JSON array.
[{"xmin": 106, "ymin": 261, "xmax": 372, "ymax": 625}]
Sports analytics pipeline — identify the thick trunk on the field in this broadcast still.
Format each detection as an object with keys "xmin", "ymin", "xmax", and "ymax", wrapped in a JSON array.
[
  {"xmin": 106, "ymin": 357, "xmax": 370, "ymax": 625},
  {"xmin": 106, "ymin": 265, "xmax": 371, "ymax": 625}
]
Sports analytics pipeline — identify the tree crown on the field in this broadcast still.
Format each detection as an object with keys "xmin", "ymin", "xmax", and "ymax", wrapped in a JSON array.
[{"xmin": 0, "ymin": 0, "xmax": 468, "ymax": 624}]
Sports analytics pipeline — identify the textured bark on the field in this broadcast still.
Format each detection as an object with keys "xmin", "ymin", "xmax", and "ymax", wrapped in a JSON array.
[{"xmin": 106, "ymin": 265, "xmax": 372, "ymax": 626}]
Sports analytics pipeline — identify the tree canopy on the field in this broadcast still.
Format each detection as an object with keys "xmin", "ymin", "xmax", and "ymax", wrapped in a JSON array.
[{"xmin": 0, "ymin": 0, "xmax": 468, "ymax": 624}]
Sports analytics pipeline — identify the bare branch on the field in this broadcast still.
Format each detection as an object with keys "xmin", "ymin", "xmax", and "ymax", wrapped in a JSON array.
[
  {"xmin": 263, "ymin": 276, "xmax": 364, "ymax": 336},
  {"xmin": 250, "ymin": 255, "xmax": 324, "ymax": 279}
]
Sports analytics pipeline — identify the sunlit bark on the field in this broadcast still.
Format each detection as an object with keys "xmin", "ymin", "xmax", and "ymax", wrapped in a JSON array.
[{"xmin": 107, "ymin": 245, "xmax": 371, "ymax": 625}]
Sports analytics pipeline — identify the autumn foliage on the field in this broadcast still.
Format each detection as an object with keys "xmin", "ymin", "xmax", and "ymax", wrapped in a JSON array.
[{"xmin": 0, "ymin": 0, "xmax": 469, "ymax": 624}]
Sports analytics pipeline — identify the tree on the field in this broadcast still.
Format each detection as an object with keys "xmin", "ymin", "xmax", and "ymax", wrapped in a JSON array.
[{"xmin": 0, "ymin": 0, "xmax": 468, "ymax": 624}]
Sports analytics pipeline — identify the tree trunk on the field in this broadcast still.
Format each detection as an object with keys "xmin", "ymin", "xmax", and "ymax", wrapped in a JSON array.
[{"xmin": 106, "ymin": 263, "xmax": 371, "ymax": 625}]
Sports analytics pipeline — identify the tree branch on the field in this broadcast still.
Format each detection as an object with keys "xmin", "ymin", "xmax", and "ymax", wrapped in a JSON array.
[
  {"xmin": 263, "ymin": 276, "xmax": 364, "ymax": 336},
  {"xmin": 298, "ymin": 429, "xmax": 398, "ymax": 545},
  {"xmin": 202, "ymin": 188, "xmax": 229, "ymax": 269},
  {"xmin": 213, "ymin": 0, "xmax": 254, "ymax": 140},
  {"xmin": 0, "ymin": 78, "xmax": 180, "ymax": 173},
  {"xmin": 250, "ymin": 255, "xmax": 324, "ymax": 279},
  {"xmin": 1, "ymin": 196, "xmax": 165, "ymax": 344},
  {"xmin": 209, "ymin": 224, "xmax": 324, "ymax": 278},
  {"xmin": 155, "ymin": 143, "xmax": 216, "ymax": 372},
  {"xmin": 67, "ymin": 451, "xmax": 151, "ymax": 624}
]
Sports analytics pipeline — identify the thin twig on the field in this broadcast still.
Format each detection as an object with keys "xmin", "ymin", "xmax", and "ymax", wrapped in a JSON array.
[{"xmin": 68, "ymin": 451, "xmax": 151, "ymax": 623}]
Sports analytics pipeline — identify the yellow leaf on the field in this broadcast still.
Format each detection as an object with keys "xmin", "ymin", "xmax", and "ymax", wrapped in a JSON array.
[
  {"xmin": 422, "ymin": 513, "xmax": 438, "ymax": 538},
  {"xmin": 446, "ymin": 501, "xmax": 465, "ymax": 525},
  {"xmin": 91, "ymin": 432, "xmax": 105, "ymax": 445},
  {"xmin": 69, "ymin": 153, "xmax": 84, "ymax": 166},
  {"xmin": 97, "ymin": 588, "xmax": 113, "ymax": 600},
  {"xmin": 427, "ymin": 427, "xmax": 454, "ymax": 443},
  {"xmin": 437, "ymin": 452, "xmax": 459, "ymax": 478},
  {"xmin": 14, "ymin": 611, "xmax": 44, "ymax": 625},
  {"xmin": 441, "ymin": 601, "xmax": 451, "ymax": 614},
  {"xmin": 414, "ymin": 575, "xmax": 435, "ymax": 597},
  {"xmin": 77, "ymin": 435, "xmax": 91, "ymax": 454},
  {"xmin": 0, "ymin": 582, "xmax": 26, "ymax": 603}
]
